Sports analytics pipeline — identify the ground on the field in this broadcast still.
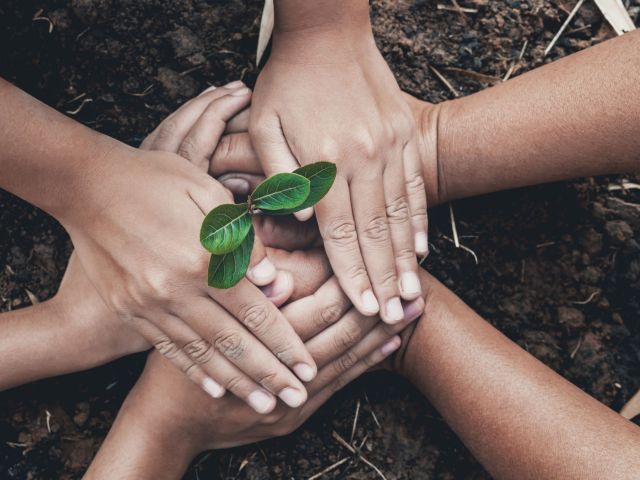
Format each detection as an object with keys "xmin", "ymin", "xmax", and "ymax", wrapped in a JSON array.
[{"xmin": 0, "ymin": 0, "xmax": 639, "ymax": 478}]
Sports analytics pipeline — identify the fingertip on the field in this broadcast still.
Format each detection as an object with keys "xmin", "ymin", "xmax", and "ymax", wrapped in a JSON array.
[
  {"xmin": 247, "ymin": 257, "xmax": 277, "ymax": 286},
  {"xmin": 360, "ymin": 289, "xmax": 380, "ymax": 316},
  {"xmin": 201, "ymin": 377, "xmax": 226, "ymax": 399},
  {"xmin": 261, "ymin": 270, "xmax": 294, "ymax": 306},
  {"xmin": 415, "ymin": 232, "xmax": 428, "ymax": 255},
  {"xmin": 294, "ymin": 207, "xmax": 314, "ymax": 222},
  {"xmin": 293, "ymin": 362, "xmax": 316, "ymax": 382},
  {"xmin": 384, "ymin": 297, "xmax": 404, "ymax": 324},
  {"xmin": 400, "ymin": 271, "xmax": 421, "ymax": 300},
  {"xmin": 380, "ymin": 335, "xmax": 402, "ymax": 356}
]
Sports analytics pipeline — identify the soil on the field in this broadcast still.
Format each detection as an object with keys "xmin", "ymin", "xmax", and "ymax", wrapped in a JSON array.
[{"xmin": 1, "ymin": 0, "xmax": 639, "ymax": 479}]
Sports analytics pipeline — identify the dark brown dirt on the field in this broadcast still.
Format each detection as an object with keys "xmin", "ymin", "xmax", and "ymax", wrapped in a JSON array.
[{"xmin": 1, "ymin": 1, "xmax": 639, "ymax": 479}]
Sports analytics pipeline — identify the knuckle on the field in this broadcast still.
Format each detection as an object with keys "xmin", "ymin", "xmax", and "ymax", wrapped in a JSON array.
[
  {"xmin": 406, "ymin": 174, "xmax": 425, "ymax": 193},
  {"xmin": 397, "ymin": 247, "xmax": 417, "ymax": 263},
  {"xmin": 379, "ymin": 269, "xmax": 398, "ymax": 289},
  {"xmin": 223, "ymin": 375, "xmax": 245, "ymax": 392},
  {"xmin": 411, "ymin": 204, "xmax": 428, "ymax": 221},
  {"xmin": 183, "ymin": 339, "xmax": 214, "ymax": 365},
  {"xmin": 350, "ymin": 131, "xmax": 376, "ymax": 159},
  {"xmin": 317, "ymin": 138, "xmax": 340, "ymax": 163},
  {"xmin": 331, "ymin": 374, "xmax": 348, "ymax": 392},
  {"xmin": 146, "ymin": 272, "xmax": 174, "ymax": 301},
  {"xmin": 386, "ymin": 196, "xmax": 410, "ymax": 224},
  {"xmin": 364, "ymin": 215, "xmax": 390, "ymax": 244},
  {"xmin": 334, "ymin": 323, "xmax": 361, "ymax": 350},
  {"xmin": 255, "ymin": 370, "xmax": 280, "ymax": 388},
  {"xmin": 324, "ymin": 217, "xmax": 358, "ymax": 247},
  {"xmin": 154, "ymin": 336, "xmax": 180, "ymax": 359},
  {"xmin": 316, "ymin": 302, "xmax": 343, "ymax": 329},
  {"xmin": 212, "ymin": 134, "xmax": 235, "ymax": 166},
  {"xmin": 238, "ymin": 303, "xmax": 274, "ymax": 333},
  {"xmin": 345, "ymin": 263, "xmax": 368, "ymax": 281},
  {"xmin": 177, "ymin": 136, "xmax": 198, "ymax": 162},
  {"xmin": 336, "ymin": 350, "xmax": 358, "ymax": 374},
  {"xmin": 213, "ymin": 330, "xmax": 246, "ymax": 360},
  {"xmin": 154, "ymin": 119, "xmax": 179, "ymax": 144}
]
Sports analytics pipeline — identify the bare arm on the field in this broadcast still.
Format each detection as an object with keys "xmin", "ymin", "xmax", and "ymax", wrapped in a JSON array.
[
  {"xmin": 396, "ymin": 273, "xmax": 640, "ymax": 479},
  {"xmin": 419, "ymin": 30, "xmax": 640, "ymax": 206}
]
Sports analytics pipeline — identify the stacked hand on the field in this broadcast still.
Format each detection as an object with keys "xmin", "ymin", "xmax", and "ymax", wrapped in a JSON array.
[{"xmin": 64, "ymin": 83, "xmax": 318, "ymax": 414}]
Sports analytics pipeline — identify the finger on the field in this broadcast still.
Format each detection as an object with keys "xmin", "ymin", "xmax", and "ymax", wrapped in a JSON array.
[
  {"xmin": 185, "ymin": 297, "xmax": 309, "ymax": 409},
  {"xmin": 225, "ymin": 107, "xmax": 250, "ymax": 133},
  {"xmin": 249, "ymin": 114, "xmax": 312, "ymax": 220},
  {"xmin": 208, "ymin": 280, "xmax": 318, "ymax": 383},
  {"xmin": 253, "ymin": 215, "xmax": 321, "ymax": 251},
  {"xmin": 403, "ymin": 139, "xmax": 429, "ymax": 256},
  {"xmin": 350, "ymin": 173, "xmax": 404, "ymax": 324},
  {"xmin": 264, "ymin": 247, "xmax": 331, "ymax": 300},
  {"xmin": 246, "ymin": 235, "xmax": 277, "ymax": 287},
  {"xmin": 282, "ymin": 276, "xmax": 351, "ymax": 341},
  {"xmin": 383, "ymin": 155, "xmax": 422, "ymax": 301},
  {"xmin": 219, "ymin": 173, "xmax": 264, "ymax": 197},
  {"xmin": 307, "ymin": 296, "xmax": 424, "ymax": 371},
  {"xmin": 142, "ymin": 81, "xmax": 246, "ymax": 152},
  {"xmin": 131, "ymin": 316, "xmax": 226, "ymax": 400},
  {"xmin": 315, "ymin": 176, "xmax": 378, "ymax": 317},
  {"xmin": 178, "ymin": 90, "xmax": 252, "ymax": 171},
  {"xmin": 211, "ymin": 133, "xmax": 262, "ymax": 177},
  {"xmin": 260, "ymin": 270, "xmax": 294, "ymax": 307},
  {"xmin": 301, "ymin": 335, "xmax": 402, "ymax": 415}
]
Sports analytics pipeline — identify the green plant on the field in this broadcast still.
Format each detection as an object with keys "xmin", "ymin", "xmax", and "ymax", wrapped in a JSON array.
[{"xmin": 200, "ymin": 162, "xmax": 337, "ymax": 288}]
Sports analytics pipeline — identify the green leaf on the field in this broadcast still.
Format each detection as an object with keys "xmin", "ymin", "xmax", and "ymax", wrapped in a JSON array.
[
  {"xmin": 266, "ymin": 162, "xmax": 337, "ymax": 215},
  {"xmin": 207, "ymin": 226, "xmax": 254, "ymax": 289},
  {"xmin": 250, "ymin": 173, "xmax": 310, "ymax": 212},
  {"xmin": 200, "ymin": 203, "xmax": 251, "ymax": 255}
]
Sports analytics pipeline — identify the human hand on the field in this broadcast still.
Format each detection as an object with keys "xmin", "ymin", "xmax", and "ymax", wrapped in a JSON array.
[
  {"xmin": 99, "ymin": 250, "xmax": 424, "ymax": 461},
  {"xmin": 249, "ymin": 16, "xmax": 428, "ymax": 324},
  {"xmin": 64, "ymin": 83, "xmax": 317, "ymax": 414}
]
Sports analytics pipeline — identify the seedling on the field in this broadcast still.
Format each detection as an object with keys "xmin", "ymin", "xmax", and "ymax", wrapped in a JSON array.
[{"xmin": 200, "ymin": 162, "xmax": 337, "ymax": 288}]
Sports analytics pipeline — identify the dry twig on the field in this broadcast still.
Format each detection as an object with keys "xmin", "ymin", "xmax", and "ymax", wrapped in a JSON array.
[{"xmin": 544, "ymin": 0, "xmax": 586, "ymax": 57}]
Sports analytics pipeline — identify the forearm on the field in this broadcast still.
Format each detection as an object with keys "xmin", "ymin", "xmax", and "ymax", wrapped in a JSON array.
[
  {"xmin": 398, "ymin": 274, "xmax": 640, "ymax": 479},
  {"xmin": 0, "ymin": 299, "xmax": 136, "ymax": 391},
  {"xmin": 422, "ymin": 30, "xmax": 640, "ymax": 206},
  {"xmin": 84, "ymin": 382, "xmax": 197, "ymax": 480},
  {"xmin": 0, "ymin": 78, "xmax": 121, "ymax": 222},
  {"xmin": 271, "ymin": 0, "xmax": 373, "ymax": 62}
]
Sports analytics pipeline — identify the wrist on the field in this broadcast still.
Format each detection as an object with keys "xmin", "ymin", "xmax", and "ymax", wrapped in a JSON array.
[
  {"xmin": 270, "ymin": 1, "xmax": 374, "ymax": 64},
  {"xmin": 405, "ymin": 95, "xmax": 444, "ymax": 207}
]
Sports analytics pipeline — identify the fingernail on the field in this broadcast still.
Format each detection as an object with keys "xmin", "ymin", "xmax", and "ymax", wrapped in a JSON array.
[
  {"xmin": 403, "ymin": 298, "xmax": 424, "ymax": 321},
  {"xmin": 224, "ymin": 80, "xmax": 244, "ymax": 89},
  {"xmin": 400, "ymin": 271, "xmax": 421, "ymax": 297},
  {"xmin": 221, "ymin": 178, "xmax": 251, "ymax": 195},
  {"xmin": 247, "ymin": 390, "xmax": 275, "ymax": 414},
  {"xmin": 201, "ymin": 377, "xmax": 225, "ymax": 398},
  {"xmin": 248, "ymin": 258, "xmax": 277, "ymax": 285},
  {"xmin": 361, "ymin": 289, "xmax": 380, "ymax": 315},
  {"xmin": 200, "ymin": 85, "xmax": 217, "ymax": 95},
  {"xmin": 386, "ymin": 297, "xmax": 404, "ymax": 324},
  {"xmin": 279, "ymin": 387, "xmax": 306, "ymax": 408},
  {"xmin": 380, "ymin": 336, "xmax": 401, "ymax": 356},
  {"xmin": 415, "ymin": 232, "xmax": 428, "ymax": 255},
  {"xmin": 293, "ymin": 363, "xmax": 316, "ymax": 382},
  {"xmin": 230, "ymin": 87, "xmax": 251, "ymax": 97},
  {"xmin": 294, "ymin": 207, "xmax": 314, "ymax": 221}
]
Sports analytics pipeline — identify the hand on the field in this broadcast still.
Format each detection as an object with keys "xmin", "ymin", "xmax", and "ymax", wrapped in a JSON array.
[
  {"xmin": 96, "ymin": 249, "xmax": 424, "ymax": 467},
  {"xmin": 65, "ymin": 83, "xmax": 317, "ymax": 414},
  {"xmin": 249, "ymin": 15, "xmax": 428, "ymax": 324}
]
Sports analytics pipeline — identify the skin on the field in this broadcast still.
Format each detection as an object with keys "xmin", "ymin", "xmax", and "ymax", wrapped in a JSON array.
[
  {"xmin": 86, "ymin": 31, "xmax": 640, "ymax": 479},
  {"xmin": 251, "ymin": 0, "xmax": 428, "ymax": 323},
  {"xmin": 0, "ymin": 80, "xmax": 324, "ymax": 413}
]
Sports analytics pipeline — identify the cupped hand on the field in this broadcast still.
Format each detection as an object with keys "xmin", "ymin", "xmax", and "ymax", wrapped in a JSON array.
[
  {"xmin": 64, "ymin": 83, "xmax": 317, "ymax": 414},
  {"xmin": 249, "ymin": 28, "xmax": 428, "ymax": 324}
]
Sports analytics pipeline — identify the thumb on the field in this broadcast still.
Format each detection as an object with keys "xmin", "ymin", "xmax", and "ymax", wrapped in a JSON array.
[
  {"xmin": 249, "ymin": 114, "xmax": 314, "ymax": 221},
  {"xmin": 245, "ymin": 234, "xmax": 278, "ymax": 287},
  {"xmin": 210, "ymin": 133, "xmax": 263, "ymax": 177}
]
